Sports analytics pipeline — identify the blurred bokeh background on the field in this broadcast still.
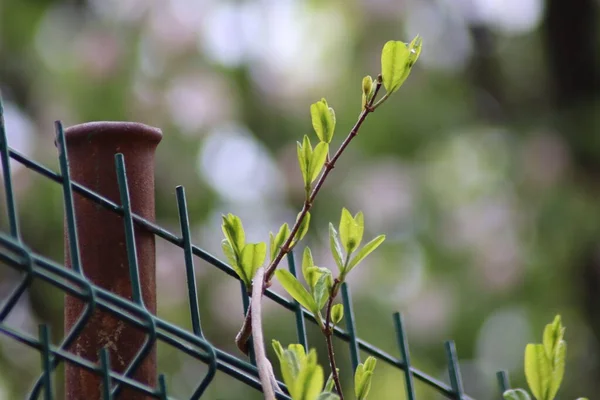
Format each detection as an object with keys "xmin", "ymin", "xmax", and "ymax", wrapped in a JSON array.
[{"xmin": 1, "ymin": 0, "xmax": 599, "ymax": 398}]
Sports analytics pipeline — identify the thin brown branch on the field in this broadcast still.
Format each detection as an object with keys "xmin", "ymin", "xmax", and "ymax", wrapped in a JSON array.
[
  {"xmin": 323, "ymin": 280, "xmax": 343, "ymax": 398},
  {"xmin": 235, "ymin": 75, "xmax": 384, "ymax": 354}
]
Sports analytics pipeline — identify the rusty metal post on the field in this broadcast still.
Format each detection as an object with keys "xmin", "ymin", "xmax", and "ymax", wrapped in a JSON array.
[{"xmin": 63, "ymin": 122, "xmax": 162, "ymax": 399}]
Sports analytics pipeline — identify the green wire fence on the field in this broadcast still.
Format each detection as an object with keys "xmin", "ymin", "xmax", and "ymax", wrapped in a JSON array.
[{"xmin": 0, "ymin": 99, "xmax": 513, "ymax": 399}]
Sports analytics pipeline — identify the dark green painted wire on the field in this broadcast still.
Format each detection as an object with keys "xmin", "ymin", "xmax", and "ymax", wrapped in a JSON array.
[
  {"xmin": 497, "ymin": 371, "xmax": 511, "ymax": 399},
  {"xmin": 29, "ymin": 123, "xmax": 97, "ymax": 400},
  {"xmin": 111, "ymin": 154, "xmax": 158, "ymax": 398},
  {"xmin": 39, "ymin": 325, "xmax": 52, "ymax": 400},
  {"xmin": 100, "ymin": 348, "xmax": 113, "ymax": 400},
  {"xmin": 446, "ymin": 341, "xmax": 465, "ymax": 399},
  {"xmin": 394, "ymin": 312, "xmax": 416, "ymax": 400},
  {"xmin": 287, "ymin": 251, "xmax": 309, "ymax": 351}
]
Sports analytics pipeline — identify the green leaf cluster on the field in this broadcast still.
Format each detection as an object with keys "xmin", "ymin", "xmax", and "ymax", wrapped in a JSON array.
[
  {"xmin": 503, "ymin": 315, "xmax": 586, "ymax": 400},
  {"xmin": 297, "ymin": 135, "xmax": 329, "ymax": 196},
  {"xmin": 275, "ymin": 210, "xmax": 385, "ymax": 331},
  {"xmin": 220, "ymin": 35, "xmax": 420, "ymax": 400},
  {"xmin": 269, "ymin": 212, "xmax": 310, "ymax": 264},
  {"xmin": 330, "ymin": 208, "xmax": 385, "ymax": 279},
  {"xmin": 221, "ymin": 214, "xmax": 266, "ymax": 289},
  {"xmin": 524, "ymin": 315, "xmax": 566, "ymax": 400},
  {"xmin": 354, "ymin": 357, "xmax": 377, "ymax": 400},
  {"xmin": 275, "ymin": 247, "xmax": 334, "ymax": 329},
  {"xmin": 381, "ymin": 35, "xmax": 422, "ymax": 95},
  {"xmin": 272, "ymin": 341, "xmax": 340, "ymax": 400}
]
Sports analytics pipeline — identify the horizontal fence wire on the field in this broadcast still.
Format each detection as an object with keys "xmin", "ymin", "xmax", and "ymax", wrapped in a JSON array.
[{"xmin": 0, "ymin": 107, "xmax": 511, "ymax": 399}]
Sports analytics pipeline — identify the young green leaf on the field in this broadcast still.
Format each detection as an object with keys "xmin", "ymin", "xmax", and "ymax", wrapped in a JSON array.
[
  {"xmin": 354, "ymin": 358, "xmax": 376, "ymax": 400},
  {"xmin": 221, "ymin": 214, "xmax": 245, "ymax": 253},
  {"xmin": 240, "ymin": 242, "xmax": 266, "ymax": 282},
  {"xmin": 339, "ymin": 208, "xmax": 364, "ymax": 254},
  {"xmin": 275, "ymin": 344, "xmax": 337, "ymax": 400},
  {"xmin": 525, "ymin": 343, "xmax": 551, "ymax": 400},
  {"xmin": 272, "ymin": 223, "xmax": 291, "ymax": 261},
  {"xmin": 380, "ymin": 35, "xmax": 421, "ymax": 95},
  {"xmin": 221, "ymin": 239, "xmax": 237, "ymax": 267},
  {"xmin": 547, "ymin": 340, "xmax": 566, "ymax": 400},
  {"xmin": 275, "ymin": 269, "xmax": 318, "ymax": 314},
  {"xmin": 503, "ymin": 389, "xmax": 532, "ymax": 400},
  {"xmin": 316, "ymin": 393, "xmax": 340, "ymax": 400},
  {"xmin": 355, "ymin": 212, "xmax": 365, "ymax": 242},
  {"xmin": 293, "ymin": 211, "xmax": 311, "ymax": 246},
  {"xmin": 363, "ymin": 356, "xmax": 377, "ymax": 372},
  {"xmin": 305, "ymin": 266, "xmax": 330, "ymax": 291},
  {"xmin": 297, "ymin": 141, "xmax": 307, "ymax": 184},
  {"xmin": 288, "ymin": 343, "xmax": 308, "ymax": 366},
  {"xmin": 381, "ymin": 40, "xmax": 410, "ymax": 94},
  {"xmin": 269, "ymin": 231, "xmax": 275, "ymax": 261},
  {"xmin": 297, "ymin": 135, "xmax": 314, "ymax": 192},
  {"xmin": 310, "ymin": 142, "xmax": 329, "ymax": 183},
  {"xmin": 331, "ymin": 304, "xmax": 344, "ymax": 325},
  {"xmin": 362, "ymin": 75, "xmax": 374, "ymax": 108},
  {"xmin": 543, "ymin": 315, "xmax": 565, "ymax": 362},
  {"xmin": 313, "ymin": 271, "xmax": 332, "ymax": 310},
  {"xmin": 324, "ymin": 371, "xmax": 338, "ymax": 393},
  {"xmin": 302, "ymin": 247, "xmax": 316, "ymax": 286},
  {"xmin": 310, "ymin": 98, "xmax": 335, "ymax": 143},
  {"xmin": 222, "ymin": 239, "xmax": 248, "ymax": 285},
  {"xmin": 282, "ymin": 349, "xmax": 301, "ymax": 394},
  {"xmin": 354, "ymin": 364, "xmax": 365, "ymax": 398},
  {"xmin": 329, "ymin": 223, "xmax": 345, "ymax": 272},
  {"xmin": 302, "ymin": 135, "xmax": 313, "ymax": 162},
  {"xmin": 301, "ymin": 248, "xmax": 329, "ymax": 292},
  {"xmin": 276, "ymin": 344, "xmax": 307, "ymax": 394},
  {"xmin": 346, "ymin": 234, "xmax": 386, "ymax": 274},
  {"xmin": 329, "ymin": 107, "xmax": 336, "ymax": 127},
  {"xmin": 272, "ymin": 340, "xmax": 285, "ymax": 362},
  {"xmin": 407, "ymin": 34, "xmax": 423, "ymax": 69},
  {"xmin": 293, "ymin": 350, "xmax": 324, "ymax": 400}
]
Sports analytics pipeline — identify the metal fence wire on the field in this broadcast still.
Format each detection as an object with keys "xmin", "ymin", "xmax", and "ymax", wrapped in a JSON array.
[{"xmin": 0, "ymin": 99, "xmax": 513, "ymax": 399}]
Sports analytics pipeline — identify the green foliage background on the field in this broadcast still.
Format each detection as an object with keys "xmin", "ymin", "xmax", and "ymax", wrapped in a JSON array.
[{"xmin": 0, "ymin": 0, "xmax": 598, "ymax": 399}]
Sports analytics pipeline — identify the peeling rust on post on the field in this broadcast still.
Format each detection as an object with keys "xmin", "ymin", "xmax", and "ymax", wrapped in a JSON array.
[{"xmin": 63, "ymin": 122, "xmax": 162, "ymax": 400}]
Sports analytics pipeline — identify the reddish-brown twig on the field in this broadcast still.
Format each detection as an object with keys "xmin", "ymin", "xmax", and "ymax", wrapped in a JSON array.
[{"xmin": 235, "ymin": 75, "xmax": 384, "ymax": 354}]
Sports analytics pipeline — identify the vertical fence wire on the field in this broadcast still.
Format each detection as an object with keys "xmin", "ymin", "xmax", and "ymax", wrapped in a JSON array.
[
  {"xmin": 287, "ymin": 251, "xmax": 308, "ymax": 351},
  {"xmin": 116, "ymin": 153, "xmax": 143, "ymax": 304},
  {"xmin": 0, "ymin": 97, "xmax": 19, "ymax": 238},
  {"xmin": 175, "ymin": 186, "xmax": 203, "ymax": 338},
  {"xmin": 496, "ymin": 370, "xmax": 510, "ymax": 398},
  {"xmin": 29, "ymin": 122, "xmax": 98, "ymax": 400},
  {"xmin": 111, "ymin": 153, "xmax": 157, "ymax": 398},
  {"xmin": 0, "ymin": 97, "xmax": 32, "ymax": 322},
  {"xmin": 175, "ymin": 185, "xmax": 217, "ymax": 398},
  {"xmin": 445, "ymin": 341, "xmax": 465, "ymax": 399},
  {"xmin": 100, "ymin": 348, "xmax": 113, "ymax": 400},
  {"xmin": 157, "ymin": 374, "xmax": 168, "ymax": 400},
  {"xmin": 393, "ymin": 312, "xmax": 416, "ymax": 400},
  {"xmin": 39, "ymin": 324, "xmax": 53, "ymax": 400},
  {"xmin": 56, "ymin": 121, "xmax": 82, "ymax": 275},
  {"xmin": 341, "ymin": 282, "xmax": 360, "ymax": 371}
]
